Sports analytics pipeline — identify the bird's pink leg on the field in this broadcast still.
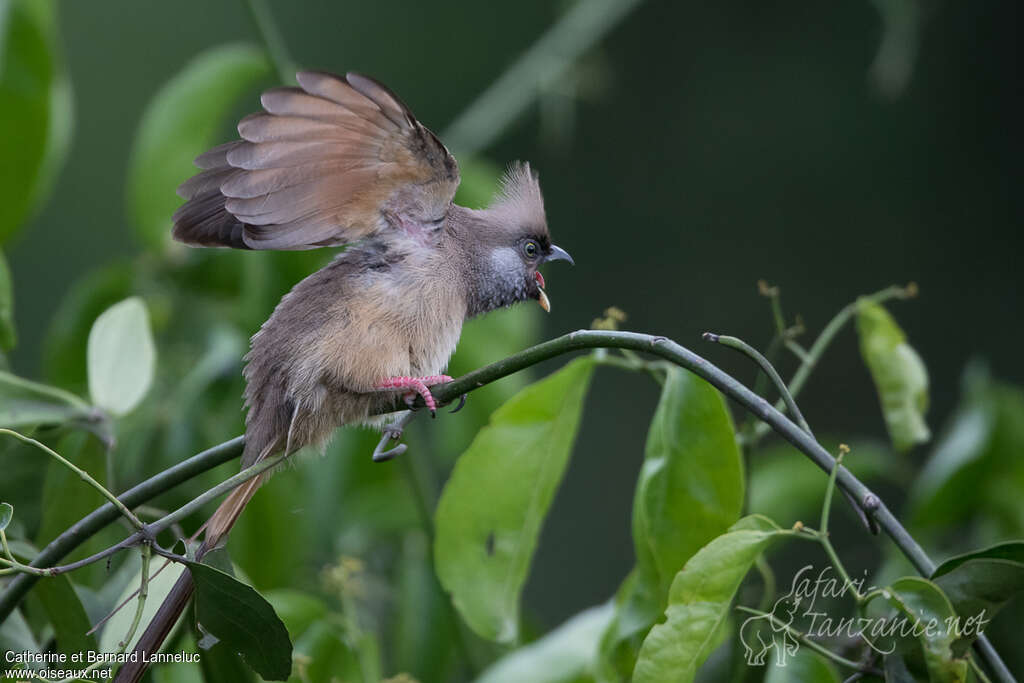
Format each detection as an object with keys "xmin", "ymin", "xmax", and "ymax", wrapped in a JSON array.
[{"xmin": 375, "ymin": 375, "xmax": 453, "ymax": 415}]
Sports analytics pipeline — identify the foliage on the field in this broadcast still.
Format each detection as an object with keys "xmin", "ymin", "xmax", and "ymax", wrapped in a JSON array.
[
  {"xmin": 435, "ymin": 357, "xmax": 595, "ymax": 643},
  {"xmin": 0, "ymin": 0, "xmax": 73, "ymax": 245},
  {"xmin": 0, "ymin": 2, "xmax": 1020, "ymax": 683}
]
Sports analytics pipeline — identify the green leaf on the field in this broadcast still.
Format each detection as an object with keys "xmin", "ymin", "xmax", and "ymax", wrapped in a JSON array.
[
  {"xmin": 264, "ymin": 589, "xmax": 328, "ymax": 642},
  {"xmin": 29, "ymin": 573, "xmax": 98, "ymax": 656},
  {"xmin": 0, "ymin": 501, "xmax": 11, "ymax": 530},
  {"xmin": 633, "ymin": 515, "xmax": 788, "ymax": 683},
  {"xmin": 856, "ymin": 299, "xmax": 930, "ymax": 451},
  {"xmin": 477, "ymin": 603, "xmax": 614, "ymax": 683},
  {"xmin": 99, "ymin": 558, "xmax": 188, "ymax": 654},
  {"xmin": 635, "ymin": 367, "xmax": 744, "ymax": 595},
  {"xmin": 288, "ymin": 620, "xmax": 362, "ymax": 683},
  {"xmin": 35, "ymin": 432, "xmax": 123, "ymax": 586},
  {"xmin": 0, "ymin": 369, "xmax": 92, "ymax": 429},
  {"xmin": 0, "ymin": 607, "xmax": 41, "ymax": 660},
  {"xmin": 0, "ymin": 250, "xmax": 14, "ymax": 350},
  {"xmin": 763, "ymin": 648, "xmax": 842, "ymax": 683},
  {"xmin": 595, "ymin": 568, "xmax": 662, "ymax": 682},
  {"xmin": 12, "ymin": 540, "xmax": 96, "ymax": 655},
  {"xmin": 876, "ymin": 577, "xmax": 967, "ymax": 683},
  {"xmin": 435, "ymin": 357, "xmax": 596, "ymax": 642},
  {"xmin": 42, "ymin": 262, "xmax": 135, "ymax": 392},
  {"xmin": 186, "ymin": 560, "xmax": 293, "ymax": 680},
  {"xmin": 199, "ymin": 640, "xmax": 257, "ymax": 683},
  {"xmin": 931, "ymin": 541, "xmax": 1024, "ymax": 655},
  {"xmin": 883, "ymin": 650, "xmax": 919, "ymax": 683},
  {"xmin": 909, "ymin": 365, "xmax": 1024, "ymax": 536},
  {"xmin": 87, "ymin": 297, "xmax": 156, "ymax": 416},
  {"xmin": 126, "ymin": 43, "xmax": 271, "ymax": 250},
  {"xmin": 152, "ymin": 636, "xmax": 203, "ymax": 683},
  {"xmin": 598, "ymin": 368, "xmax": 744, "ymax": 680},
  {"xmin": 0, "ymin": 0, "xmax": 73, "ymax": 244}
]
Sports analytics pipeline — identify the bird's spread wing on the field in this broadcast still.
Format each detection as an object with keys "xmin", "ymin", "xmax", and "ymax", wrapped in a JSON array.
[{"xmin": 172, "ymin": 71, "xmax": 460, "ymax": 250}]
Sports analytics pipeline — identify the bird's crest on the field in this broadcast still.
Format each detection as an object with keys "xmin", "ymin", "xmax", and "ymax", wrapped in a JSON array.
[{"xmin": 490, "ymin": 161, "xmax": 548, "ymax": 236}]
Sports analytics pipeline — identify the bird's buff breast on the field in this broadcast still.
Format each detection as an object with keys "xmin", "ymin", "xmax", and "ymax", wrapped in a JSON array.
[{"xmin": 308, "ymin": 264, "xmax": 466, "ymax": 393}]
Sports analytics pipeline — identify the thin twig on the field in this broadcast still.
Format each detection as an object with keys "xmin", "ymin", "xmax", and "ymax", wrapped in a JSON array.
[
  {"xmin": 704, "ymin": 333, "xmax": 813, "ymax": 436},
  {"xmin": 0, "ymin": 429, "xmax": 145, "ymax": 531},
  {"xmin": 442, "ymin": 0, "xmax": 646, "ymax": 156},
  {"xmin": 0, "ymin": 370, "xmax": 93, "ymax": 410},
  {"xmin": 119, "ymin": 545, "xmax": 152, "ymax": 650},
  {"xmin": 752, "ymin": 283, "xmax": 915, "ymax": 441},
  {"xmin": 241, "ymin": 0, "xmax": 296, "ymax": 84},
  {"xmin": 0, "ymin": 436, "xmax": 244, "ymax": 621},
  {"xmin": 704, "ymin": 333, "xmax": 877, "ymax": 533},
  {"xmin": 815, "ymin": 446, "xmax": 862, "ymax": 602}
]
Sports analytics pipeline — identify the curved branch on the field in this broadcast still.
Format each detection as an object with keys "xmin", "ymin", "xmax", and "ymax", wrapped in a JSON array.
[
  {"xmin": 0, "ymin": 437, "xmax": 243, "ymax": 621},
  {"xmin": 0, "ymin": 329, "xmax": 1010, "ymax": 682},
  {"xmin": 703, "ymin": 333, "xmax": 813, "ymax": 436}
]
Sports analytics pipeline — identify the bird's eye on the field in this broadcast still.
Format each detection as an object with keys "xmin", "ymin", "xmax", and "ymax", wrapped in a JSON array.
[{"xmin": 523, "ymin": 241, "xmax": 538, "ymax": 258}]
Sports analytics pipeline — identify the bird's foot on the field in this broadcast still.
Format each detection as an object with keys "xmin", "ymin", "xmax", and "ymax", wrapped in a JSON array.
[{"xmin": 375, "ymin": 374, "xmax": 453, "ymax": 417}]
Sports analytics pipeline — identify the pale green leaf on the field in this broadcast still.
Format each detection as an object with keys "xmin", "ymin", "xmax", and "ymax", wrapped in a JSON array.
[
  {"xmin": 434, "ymin": 357, "xmax": 595, "ymax": 642},
  {"xmin": 99, "ymin": 558, "xmax": 187, "ymax": 654},
  {"xmin": 857, "ymin": 299, "xmax": 930, "ymax": 451},
  {"xmin": 126, "ymin": 43, "xmax": 271, "ymax": 250},
  {"xmin": 633, "ymin": 515, "xmax": 787, "ymax": 683},
  {"xmin": 87, "ymin": 297, "xmax": 156, "ymax": 416},
  {"xmin": 477, "ymin": 604, "xmax": 614, "ymax": 683},
  {"xmin": 0, "ymin": 501, "xmax": 11, "ymax": 530}
]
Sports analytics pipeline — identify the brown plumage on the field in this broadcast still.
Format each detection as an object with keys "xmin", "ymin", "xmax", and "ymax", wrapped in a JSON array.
[{"xmin": 119, "ymin": 71, "xmax": 572, "ymax": 681}]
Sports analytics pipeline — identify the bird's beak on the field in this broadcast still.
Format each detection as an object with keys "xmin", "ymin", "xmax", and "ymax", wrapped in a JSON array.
[
  {"xmin": 545, "ymin": 245, "xmax": 574, "ymax": 265},
  {"xmin": 535, "ymin": 271, "xmax": 551, "ymax": 312},
  {"xmin": 536, "ymin": 246, "xmax": 572, "ymax": 313}
]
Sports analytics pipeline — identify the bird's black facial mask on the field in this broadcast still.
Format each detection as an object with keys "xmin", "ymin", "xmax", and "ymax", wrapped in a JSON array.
[{"xmin": 535, "ymin": 244, "xmax": 574, "ymax": 312}]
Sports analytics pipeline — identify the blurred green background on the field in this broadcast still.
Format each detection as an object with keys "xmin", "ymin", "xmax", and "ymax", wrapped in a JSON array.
[{"xmin": 2, "ymin": 0, "xmax": 1022, "ymax": 680}]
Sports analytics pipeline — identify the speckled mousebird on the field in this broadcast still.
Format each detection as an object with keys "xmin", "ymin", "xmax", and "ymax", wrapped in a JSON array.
[{"xmin": 117, "ymin": 71, "xmax": 572, "ymax": 680}]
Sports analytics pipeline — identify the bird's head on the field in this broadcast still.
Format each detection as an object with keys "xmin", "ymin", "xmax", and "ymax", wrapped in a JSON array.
[{"xmin": 470, "ymin": 162, "xmax": 573, "ymax": 315}]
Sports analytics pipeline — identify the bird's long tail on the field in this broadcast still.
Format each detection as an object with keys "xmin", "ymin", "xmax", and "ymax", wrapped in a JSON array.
[{"xmin": 113, "ymin": 468, "xmax": 270, "ymax": 683}]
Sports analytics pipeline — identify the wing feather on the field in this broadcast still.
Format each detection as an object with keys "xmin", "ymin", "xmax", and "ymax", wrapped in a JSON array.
[{"xmin": 172, "ymin": 71, "xmax": 458, "ymax": 250}]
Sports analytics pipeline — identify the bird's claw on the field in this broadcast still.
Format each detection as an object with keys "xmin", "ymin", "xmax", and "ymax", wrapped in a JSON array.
[{"xmin": 449, "ymin": 393, "xmax": 468, "ymax": 413}]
